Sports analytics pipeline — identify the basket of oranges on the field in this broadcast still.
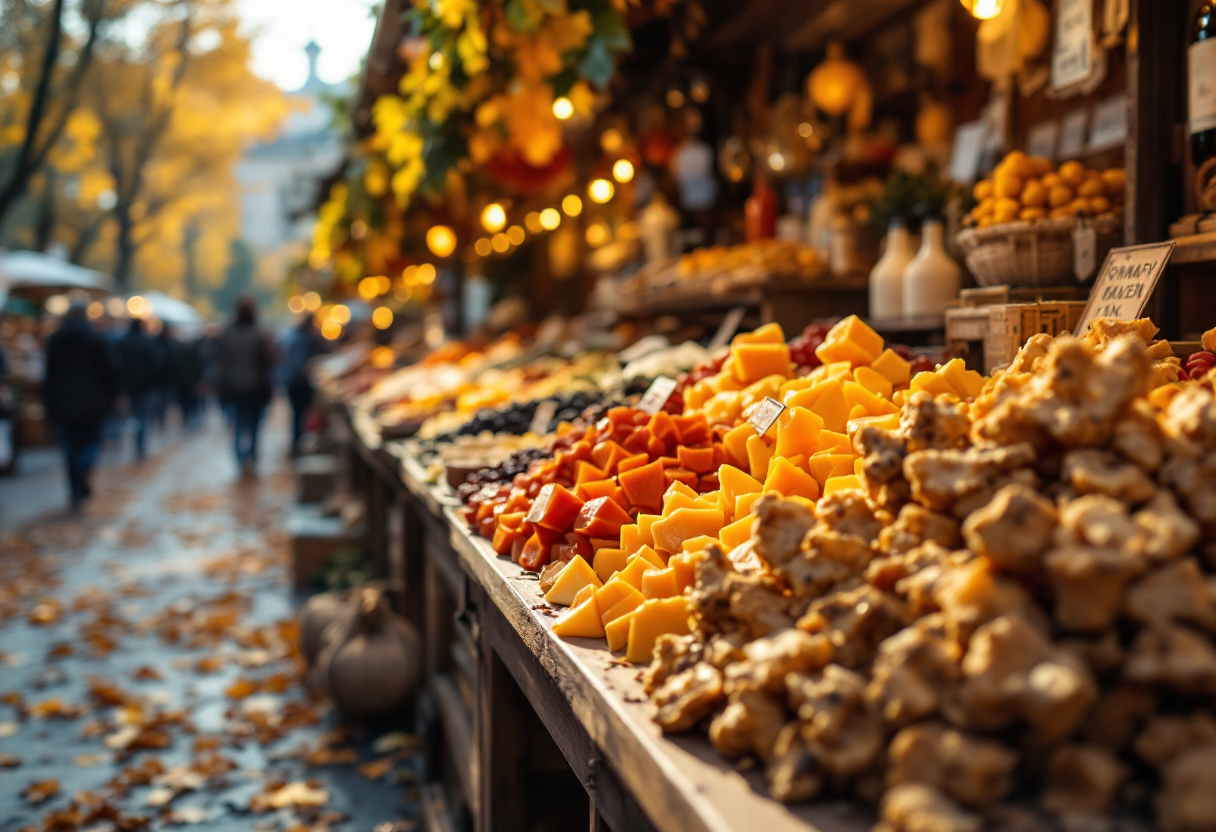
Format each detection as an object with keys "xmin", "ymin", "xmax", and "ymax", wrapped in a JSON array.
[{"xmin": 957, "ymin": 152, "xmax": 1125, "ymax": 287}]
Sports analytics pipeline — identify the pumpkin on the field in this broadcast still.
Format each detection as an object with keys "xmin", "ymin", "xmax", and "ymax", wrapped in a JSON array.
[
  {"xmin": 299, "ymin": 590, "xmax": 350, "ymax": 668},
  {"xmin": 314, "ymin": 586, "xmax": 421, "ymax": 718}
]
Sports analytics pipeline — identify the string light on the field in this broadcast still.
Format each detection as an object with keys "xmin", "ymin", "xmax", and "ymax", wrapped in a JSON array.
[
  {"xmin": 416, "ymin": 263, "xmax": 437, "ymax": 284},
  {"xmin": 600, "ymin": 129, "xmax": 623, "ymax": 153},
  {"xmin": 588, "ymin": 179, "xmax": 614, "ymax": 203},
  {"xmin": 585, "ymin": 221, "xmax": 609, "ymax": 247},
  {"xmin": 959, "ymin": 0, "xmax": 1004, "ymax": 18},
  {"xmin": 474, "ymin": 238, "xmax": 492, "ymax": 257},
  {"xmin": 611, "ymin": 159, "xmax": 634, "ymax": 183},
  {"xmin": 525, "ymin": 212, "xmax": 543, "ymax": 233},
  {"xmin": 481, "ymin": 202, "xmax": 507, "ymax": 233},
  {"xmin": 331, "ymin": 304, "xmax": 351, "ymax": 324},
  {"xmin": 372, "ymin": 307, "xmax": 394, "ymax": 329},
  {"xmin": 506, "ymin": 225, "xmax": 525, "ymax": 245},
  {"xmin": 562, "ymin": 194, "xmax": 583, "ymax": 216},
  {"xmin": 358, "ymin": 277, "xmax": 380, "ymax": 300},
  {"xmin": 302, "ymin": 291, "xmax": 322, "ymax": 312},
  {"xmin": 288, "ymin": 295, "xmax": 305, "ymax": 313},
  {"xmin": 127, "ymin": 296, "xmax": 148, "ymax": 318},
  {"xmin": 426, "ymin": 225, "xmax": 456, "ymax": 258},
  {"xmin": 539, "ymin": 208, "xmax": 561, "ymax": 230},
  {"xmin": 491, "ymin": 233, "xmax": 510, "ymax": 253},
  {"xmin": 552, "ymin": 96, "xmax": 574, "ymax": 120},
  {"xmin": 321, "ymin": 319, "xmax": 342, "ymax": 340},
  {"xmin": 666, "ymin": 89, "xmax": 685, "ymax": 108}
]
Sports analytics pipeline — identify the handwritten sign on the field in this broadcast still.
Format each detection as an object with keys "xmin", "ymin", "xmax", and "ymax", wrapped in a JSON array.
[
  {"xmin": 637, "ymin": 376, "xmax": 678, "ymax": 415},
  {"xmin": 1052, "ymin": 0, "xmax": 1094, "ymax": 90},
  {"xmin": 708, "ymin": 307, "xmax": 747, "ymax": 351},
  {"xmin": 748, "ymin": 397, "xmax": 787, "ymax": 438},
  {"xmin": 1058, "ymin": 109, "xmax": 1089, "ymax": 160},
  {"xmin": 529, "ymin": 400, "xmax": 557, "ymax": 436},
  {"xmin": 1076, "ymin": 241, "xmax": 1176, "ymax": 332}
]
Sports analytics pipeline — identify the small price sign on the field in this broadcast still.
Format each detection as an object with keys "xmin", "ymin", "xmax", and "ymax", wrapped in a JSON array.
[
  {"xmin": 749, "ymin": 397, "xmax": 787, "ymax": 437},
  {"xmin": 637, "ymin": 376, "xmax": 678, "ymax": 415},
  {"xmin": 1076, "ymin": 241, "xmax": 1176, "ymax": 332},
  {"xmin": 708, "ymin": 307, "xmax": 747, "ymax": 351},
  {"xmin": 529, "ymin": 400, "xmax": 558, "ymax": 436}
]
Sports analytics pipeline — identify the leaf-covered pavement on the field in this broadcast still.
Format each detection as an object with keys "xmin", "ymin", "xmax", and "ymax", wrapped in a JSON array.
[{"xmin": 0, "ymin": 411, "xmax": 418, "ymax": 831}]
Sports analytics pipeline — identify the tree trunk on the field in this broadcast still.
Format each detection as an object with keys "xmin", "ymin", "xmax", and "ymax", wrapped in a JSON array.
[
  {"xmin": 33, "ymin": 171, "xmax": 57, "ymax": 252},
  {"xmin": 113, "ymin": 212, "xmax": 136, "ymax": 290},
  {"xmin": 0, "ymin": 0, "xmax": 66, "ymax": 230}
]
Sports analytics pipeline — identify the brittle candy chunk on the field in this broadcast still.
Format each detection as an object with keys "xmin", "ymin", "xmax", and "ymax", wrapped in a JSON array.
[
  {"xmin": 900, "ymin": 392, "xmax": 971, "ymax": 453},
  {"xmin": 1039, "ymin": 744, "xmax": 1126, "ymax": 818},
  {"xmin": 866, "ymin": 614, "xmax": 961, "ymax": 729},
  {"xmin": 886, "ymin": 722, "xmax": 1017, "ymax": 808},
  {"xmin": 877, "ymin": 783, "xmax": 981, "ymax": 832},
  {"xmin": 786, "ymin": 664, "xmax": 884, "ymax": 778},
  {"xmin": 765, "ymin": 723, "xmax": 822, "ymax": 804},
  {"xmin": 1045, "ymin": 545, "xmax": 1143, "ymax": 632},
  {"xmin": 1124, "ymin": 624, "xmax": 1216, "ymax": 694},
  {"xmin": 877, "ymin": 504, "xmax": 961, "ymax": 557},
  {"xmin": 1124, "ymin": 557, "xmax": 1216, "ymax": 632},
  {"xmin": 723, "ymin": 628, "xmax": 834, "ymax": 695},
  {"xmin": 653, "ymin": 662, "xmax": 725, "ymax": 733},
  {"xmin": 962, "ymin": 484, "xmax": 1057, "ymax": 574},
  {"xmin": 1158, "ymin": 747, "xmax": 1216, "ymax": 832},
  {"xmin": 708, "ymin": 687, "xmax": 786, "ymax": 763},
  {"xmin": 903, "ymin": 443, "xmax": 1036, "ymax": 515},
  {"xmin": 1062, "ymin": 448, "xmax": 1157, "ymax": 505}
]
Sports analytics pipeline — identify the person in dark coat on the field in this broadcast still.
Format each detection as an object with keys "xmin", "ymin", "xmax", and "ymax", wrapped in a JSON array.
[
  {"xmin": 42, "ymin": 294, "xmax": 119, "ymax": 506},
  {"xmin": 172, "ymin": 334, "xmax": 203, "ymax": 427},
  {"xmin": 217, "ymin": 296, "xmax": 274, "ymax": 476},
  {"xmin": 116, "ymin": 317, "xmax": 159, "ymax": 460},
  {"xmin": 281, "ymin": 315, "xmax": 323, "ymax": 454}
]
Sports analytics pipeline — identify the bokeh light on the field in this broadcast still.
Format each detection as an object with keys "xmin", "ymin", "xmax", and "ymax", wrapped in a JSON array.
[
  {"xmin": 372, "ymin": 307, "xmax": 394, "ymax": 329},
  {"xmin": 562, "ymin": 194, "xmax": 583, "ymax": 216},
  {"xmin": 588, "ymin": 179, "xmax": 614, "ymax": 203},
  {"xmin": 481, "ymin": 202, "xmax": 507, "ymax": 233},
  {"xmin": 539, "ymin": 208, "xmax": 561, "ymax": 230}
]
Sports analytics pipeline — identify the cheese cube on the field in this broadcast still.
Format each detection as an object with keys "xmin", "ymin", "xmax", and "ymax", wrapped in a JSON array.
[
  {"xmin": 543, "ymin": 556, "xmax": 603, "ymax": 606},
  {"xmin": 592, "ymin": 548, "xmax": 629, "ymax": 583},
  {"xmin": 552, "ymin": 596, "xmax": 605, "ymax": 638},
  {"xmin": 625, "ymin": 597, "xmax": 693, "ymax": 663},
  {"xmin": 642, "ymin": 567, "xmax": 679, "ymax": 599}
]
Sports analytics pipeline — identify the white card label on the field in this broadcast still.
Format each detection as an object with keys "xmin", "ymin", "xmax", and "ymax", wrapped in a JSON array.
[
  {"xmin": 1058, "ymin": 109, "xmax": 1089, "ymax": 159},
  {"xmin": 1073, "ymin": 223, "xmax": 1097, "ymax": 282},
  {"xmin": 529, "ymin": 400, "xmax": 558, "ymax": 435},
  {"xmin": 749, "ymin": 397, "xmax": 787, "ymax": 438},
  {"xmin": 637, "ymin": 376, "xmax": 678, "ymax": 415},
  {"xmin": 1053, "ymin": 0, "xmax": 1095, "ymax": 90},
  {"xmin": 1076, "ymin": 241, "xmax": 1176, "ymax": 332},
  {"xmin": 708, "ymin": 307, "xmax": 746, "ymax": 351}
]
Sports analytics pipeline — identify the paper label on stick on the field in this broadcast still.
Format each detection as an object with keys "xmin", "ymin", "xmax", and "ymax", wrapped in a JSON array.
[
  {"xmin": 529, "ymin": 400, "xmax": 558, "ymax": 436},
  {"xmin": 637, "ymin": 376, "xmax": 678, "ymax": 415},
  {"xmin": 749, "ymin": 397, "xmax": 787, "ymax": 438},
  {"xmin": 708, "ymin": 307, "xmax": 746, "ymax": 351},
  {"xmin": 1073, "ymin": 223, "xmax": 1097, "ymax": 282},
  {"xmin": 1076, "ymin": 241, "xmax": 1176, "ymax": 332}
]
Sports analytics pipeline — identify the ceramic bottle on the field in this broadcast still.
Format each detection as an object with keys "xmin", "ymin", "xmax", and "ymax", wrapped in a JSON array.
[
  {"xmin": 902, "ymin": 218, "xmax": 960, "ymax": 317},
  {"xmin": 869, "ymin": 222, "xmax": 914, "ymax": 319}
]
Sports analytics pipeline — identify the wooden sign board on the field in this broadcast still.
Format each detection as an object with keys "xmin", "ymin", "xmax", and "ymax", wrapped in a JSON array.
[{"xmin": 1076, "ymin": 241, "xmax": 1176, "ymax": 332}]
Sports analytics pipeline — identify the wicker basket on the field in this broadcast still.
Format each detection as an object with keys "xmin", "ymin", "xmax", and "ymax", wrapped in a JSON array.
[{"xmin": 954, "ymin": 215, "xmax": 1123, "ymax": 288}]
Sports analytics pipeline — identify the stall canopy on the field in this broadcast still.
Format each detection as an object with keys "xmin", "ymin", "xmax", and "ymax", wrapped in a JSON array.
[
  {"xmin": 0, "ymin": 250, "xmax": 117, "ymax": 309},
  {"xmin": 140, "ymin": 291, "xmax": 203, "ymax": 331}
]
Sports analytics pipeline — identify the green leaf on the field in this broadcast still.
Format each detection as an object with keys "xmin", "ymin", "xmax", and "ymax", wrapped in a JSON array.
[
  {"xmin": 505, "ymin": 0, "xmax": 540, "ymax": 33},
  {"xmin": 577, "ymin": 35, "xmax": 616, "ymax": 89},
  {"xmin": 592, "ymin": 10, "xmax": 631, "ymax": 52}
]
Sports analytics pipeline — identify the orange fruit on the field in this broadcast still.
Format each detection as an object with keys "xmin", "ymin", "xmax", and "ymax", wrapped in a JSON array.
[
  {"xmin": 994, "ymin": 171, "xmax": 1023, "ymax": 199},
  {"xmin": 1058, "ymin": 160, "xmax": 1086, "ymax": 187},
  {"xmin": 1102, "ymin": 168, "xmax": 1126, "ymax": 196},
  {"xmin": 1077, "ymin": 176, "xmax": 1105, "ymax": 197},
  {"xmin": 1042, "ymin": 172, "xmax": 1064, "ymax": 189},
  {"xmin": 1029, "ymin": 156, "xmax": 1053, "ymax": 176},
  {"xmin": 973, "ymin": 179, "xmax": 994, "ymax": 201},
  {"xmin": 1048, "ymin": 185, "xmax": 1074, "ymax": 208},
  {"xmin": 1021, "ymin": 179, "xmax": 1047, "ymax": 207},
  {"xmin": 1019, "ymin": 207, "xmax": 1047, "ymax": 221}
]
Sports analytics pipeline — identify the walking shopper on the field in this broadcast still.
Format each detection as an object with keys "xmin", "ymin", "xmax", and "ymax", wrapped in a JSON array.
[
  {"xmin": 217, "ymin": 296, "xmax": 274, "ymax": 476},
  {"xmin": 116, "ymin": 317, "xmax": 159, "ymax": 460},
  {"xmin": 42, "ymin": 294, "xmax": 118, "ymax": 508},
  {"xmin": 171, "ymin": 330, "xmax": 204, "ymax": 427},
  {"xmin": 282, "ymin": 315, "xmax": 323, "ymax": 455}
]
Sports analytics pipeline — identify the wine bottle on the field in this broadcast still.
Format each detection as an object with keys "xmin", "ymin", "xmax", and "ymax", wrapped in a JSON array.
[{"xmin": 1190, "ymin": 2, "xmax": 1216, "ymax": 168}]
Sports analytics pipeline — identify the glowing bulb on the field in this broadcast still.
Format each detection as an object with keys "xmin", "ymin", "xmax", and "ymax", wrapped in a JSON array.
[
  {"xmin": 302, "ymin": 292, "xmax": 322, "ymax": 312},
  {"xmin": 539, "ymin": 208, "xmax": 561, "ymax": 230},
  {"xmin": 474, "ymin": 238, "xmax": 492, "ymax": 257},
  {"xmin": 798, "ymin": 122, "xmax": 815, "ymax": 138},
  {"xmin": 46, "ymin": 295, "xmax": 69, "ymax": 316},
  {"xmin": 562, "ymin": 194, "xmax": 583, "ymax": 216},
  {"xmin": 666, "ymin": 89, "xmax": 685, "ymax": 108},
  {"xmin": 612, "ymin": 159, "xmax": 634, "ymax": 183},
  {"xmin": 552, "ymin": 96, "xmax": 574, "ymax": 120},
  {"xmin": 127, "ymin": 296, "xmax": 148, "ymax": 318},
  {"xmin": 960, "ymin": 0, "xmax": 1004, "ymax": 18},
  {"xmin": 87, "ymin": 301, "xmax": 104, "ymax": 319},
  {"xmin": 331, "ymin": 304, "xmax": 351, "ymax": 324},
  {"xmin": 288, "ymin": 295, "xmax": 305, "ymax": 314},
  {"xmin": 481, "ymin": 202, "xmax": 507, "ymax": 233},
  {"xmin": 690, "ymin": 78, "xmax": 710, "ymax": 104},
  {"xmin": 768, "ymin": 152, "xmax": 786, "ymax": 172},
  {"xmin": 358, "ymin": 277, "xmax": 380, "ymax": 300},
  {"xmin": 416, "ymin": 263, "xmax": 437, "ymax": 284},
  {"xmin": 600, "ymin": 129, "xmax": 623, "ymax": 153},
  {"xmin": 585, "ymin": 222, "xmax": 609, "ymax": 247},
  {"xmin": 524, "ymin": 212, "xmax": 543, "ymax": 233},
  {"xmin": 321, "ymin": 319, "xmax": 342, "ymax": 340},
  {"xmin": 377, "ymin": 275, "xmax": 392, "ymax": 294},
  {"xmin": 426, "ymin": 224, "xmax": 456, "ymax": 258},
  {"xmin": 588, "ymin": 179, "xmax": 614, "ymax": 203},
  {"xmin": 491, "ymin": 233, "xmax": 510, "ymax": 253},
  {"xmin": 506, "ymin": 225, "xmax": 525, "ymax": 245},
  {"xmin": 372, "ymin": 307, "xmax": 394, "ymax": 330}
]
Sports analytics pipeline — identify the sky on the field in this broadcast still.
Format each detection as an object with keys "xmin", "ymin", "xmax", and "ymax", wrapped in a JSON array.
[{"xmin": 237, "ymin": 0, "xmax": 379, "ymax": 91}]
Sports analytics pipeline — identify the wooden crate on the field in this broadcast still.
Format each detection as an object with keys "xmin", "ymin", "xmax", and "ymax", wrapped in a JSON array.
[{"xmin": 947, "ymin": 300, "xmax": 1088, "ymax": 374}]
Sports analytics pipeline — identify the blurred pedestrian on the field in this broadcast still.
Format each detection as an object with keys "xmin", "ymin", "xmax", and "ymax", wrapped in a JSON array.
[
  {"xmin": 281, "ymin": 315, "xmax": 322, "ymax": 455},
  {"xmin": 173, "ymin": 334, "xmax": 204, "ymax": 427},
  {"xmin": 198, "ymin": 323, "xmax": 222, "ymax": 417},
  {"xmin": 217, "ymin": 296, "xmax": 274, "ymax": 477},
  {"xmin": 150, "ymin": 324, "xmax": 175, "ymax": 430},
  {"xmin": 42, "ymin": 294, "xmax": 118, "ymax": 508},
  {"xmin": 116, "ymin": 317, "xmax": 159, "ymax": 460},
  {"xmin": 0, "ymin": 340, "xmax": 14, "ymax": 474}
]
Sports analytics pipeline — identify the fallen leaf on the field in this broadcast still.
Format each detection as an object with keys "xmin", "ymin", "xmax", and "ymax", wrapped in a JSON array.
[
  {"xmin": 165, "ymin": 805, "xmax": 209, "ymax": 824},
  {"xmin": 225, "ymin": 677, "xmax": 257, "ymax": 699},
  {"xmin": 132, "ymin": 665, "xmax": 162, "ymax": 681},
  {"xmin": 74, "ymin": 753, "xmax": 107, "ymax": 767},
  {"xmin": 89, "ymin": 676, "xmax": 135, "ymax": 707},
  {"xmin": 48, "ymin": 642, "xmax": 73, "ymax": 658},
  {"xmin": 22, "ymin": 778, "xmax": 59, "ymax": 804},
  {"xmin": 29, "ymin": 599, "xmax": 62, "ymax": 625},
  {"xmin": 29, "ymin": 697, "xmax": 83, "ymax": 719},
  {"xmin": 242, "ymin": 695, "xmax": 280, "ymax": 716},
  {"xmin": 304, "ymin": 746, "xmax": 357, "ymax": 766},
  {"xmin": 372, "ymin": 732, "xmax": 418, "ymax": 755},
  {"xmin": 145, "ymin": 786, "xmax": 176, "ymax": 807},
  {"xmin": 0, "ymin": 721, "xmax": 18, "ymax": 737},
  {"xmin": 253, "ymin": 781, "xmax": 329, "ymax": 811},
  {"xmin": 0, "ymin": 753, "xmax": 19, "ymax": 767},
  {"xmin": 358, "ymin": 757, "xmax": 396, "ymax": 780}
]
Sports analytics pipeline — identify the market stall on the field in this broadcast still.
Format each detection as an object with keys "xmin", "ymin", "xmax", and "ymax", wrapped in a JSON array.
[{"xmin": 292, "ymin": 0, "xmax": 1216, "ymax": 830}]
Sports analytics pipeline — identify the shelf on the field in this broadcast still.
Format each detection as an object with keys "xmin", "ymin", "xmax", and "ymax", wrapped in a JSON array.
[
  {"xmin": 864, "ymin": 314, "xmax": 945, "ymax": 334},
  {"xmin": 1170, "ymin": 232, "xmax": 1216, "ymax": 265}
]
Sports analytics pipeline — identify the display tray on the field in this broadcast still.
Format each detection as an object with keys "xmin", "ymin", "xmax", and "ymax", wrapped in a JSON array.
[{"xmin": 391, "ymin": 451, "xmax": 872, "ymax": 832}]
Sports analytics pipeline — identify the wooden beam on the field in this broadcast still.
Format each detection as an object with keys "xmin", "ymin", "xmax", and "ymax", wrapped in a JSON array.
[{"xmin": 782, "ymin": 0, "xmax": 921, "ymax": 52}]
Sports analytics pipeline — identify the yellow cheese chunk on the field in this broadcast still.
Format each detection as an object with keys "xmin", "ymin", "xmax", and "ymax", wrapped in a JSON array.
[
  {"xmin": 593, "ymin": 577, "xmax": 642, "ymax": 612},
  {"xmin": 731, "ymin": 321, "xmax": 785, "ymax": 346},
  {"xmin": 763, "ymin": 457, "xmax": 821, "ymax": 501},
  {"xmin": 741, "ymin": 375, "xmax": 786, "ymax": 411},
  {"xmin": 719, "ymin": 515, "xmax": 754, "ymax": 550},
  {"xmin": 636, "ymin": 514, "xmax": 660, "ymax": 548},
  {"xmin": 910, "ymin": 370, "xmax": 956, "ymax": 397},
  {"xmin": 808, "ymin": 454, "xmax": 858, "ymax": 488},
  {"xmin": 870, "ymin": 348, "xmax": 911, "ymax": 386},
  {"xmin": 681, "ymin": 535, "xmax": 718, "ymax": 553},
  {"xmin": 665, "ymin": 479, "xmax": 699, "ymax": 501},
  {"xmin": 847, "ymin": 412, "xmax": 901, "ymax": 437},
  {"xmin": 823, "ymin": 474, "xmax": 864, "ymax": 496},
  {"xmin": 961, "ymin": 369, "xmax": 986, "ymax": 399},
  {"xmin": 732, "ymin": 342, "xmax": 793, "ymax": 384},
  {"xmin": 746, "ymin": 435, "xmax": 774, "ymax": 481},
  {"xmin": 814, "ymin": 315, "xmax": 884, "ymax": 366},
  {"xmin": 806, "ymin": 379, "xmax": 850, "ymax": 434},
  {"xmin": 668, "ymin": 551, "xmax": 703, "ymax": 594},
  {"xmin": 718, "ymin": 465, "xmax": 762, "ymax": 514},
  {"xmin": 601, "ymin": 590, "xmax": 646, "ymax": 627},
  {"xmin": 605, "ymin": 608, "xmax": 639, "ymax": 651},
  {"xmin": 570, "ymin": 583, "xmax": 597, "ymax": 609},
  {"xmin": 592, "ymin": 548, "xmax": 629, "ymax": 583},
  {"xmin": 817, "ymin": 430, "xmax": 852, "ymax": 453},
  {"xmin": 735, "ymin": 490, "xmax": 765, "ymax": 518},
  {"xmin": 662, "ymin": 490, "xmax": 698, "ymax": 515},
  {"xmin": 775, "ymin": 406, "xmax": 824, "ymax": 458},
  {"xmin": 651, "ymin": 508, "xmax": 726, "ymax": 554},
  {"xmin": 552, "ymin": 596, "xmax": 605, "ymax": 638},
  {"xmin": 631, "ymin": 544, "xmax": 665, "ymax": 569},
  {"xmin": 619, "ymin": 524, "xmax": 641, "ymax": 556},
  {"xmin": 626, "ymin": 597, "xmax": 693, "ymax": 663},
  {"xmin": 684, "ymin": 379, "xmax": 713, "ymax": 410},
  {"xmin": 642, "ymin": 567, "xmax": 679, "ymax": 599},
  {"xmin": 722, "ymin": 423, "xmax": 756, "ymax": 469},
  {"xmin": 703, "ymin": 390, "xmax": 743, "ymax": 425},
  {"xmin": 938, "ymin": 359, "xmax": 972, "ymax": 399},
  {"xmin": 853, "ymin": 365, "xmax": 894, "ymax": 400},
  {"xmin": 854, "ymin": 456, "xmax": 864, "ymax": 476},
  {"xmin": 614, "ymin": 555, "xmax": 653, "ymax": 590},
  {"xmin": 544, "ymin": 556, "xmax": 603, "ymax": 606}
]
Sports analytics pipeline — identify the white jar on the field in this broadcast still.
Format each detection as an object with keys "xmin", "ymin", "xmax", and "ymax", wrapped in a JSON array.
[
  {"xmin": 902, "ymin": 219, "xmax": 961, "ymax": 318},
  {"xmin": 869, "ymin": 223, "xmax": 915, "ymax": 320}
]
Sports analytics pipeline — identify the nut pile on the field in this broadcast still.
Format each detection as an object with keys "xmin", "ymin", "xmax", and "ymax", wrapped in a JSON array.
[{"xmin": 644, "ymin": 321, "xmax": 1216, "ymax": 832}]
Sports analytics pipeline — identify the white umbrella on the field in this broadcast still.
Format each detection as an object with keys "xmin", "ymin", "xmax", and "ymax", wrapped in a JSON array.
[
  {"xmin": 0, "ymin": 250, "xmax": 116, "ymax": 309},
  {"xmin": 137, "ymin": 291, "xmax": 202, "ymax": 335}
]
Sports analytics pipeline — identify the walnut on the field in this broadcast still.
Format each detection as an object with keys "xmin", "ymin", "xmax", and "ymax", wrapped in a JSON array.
[
  {"xmin": 703, "ymin": 632, "xmax": 747, "ymax": 669},
  {"xmin": 723, "ymin": 629, "xmax": 833, "ymax": 696},
  {"xmin": 815, "ymin": 489, "xmax": 882, "ymax": 543},
  {"xmin": 1019, "ymin": 658, "xmax": 1100, "ymax": 746},
  {"xmin": 798, "ymin": 584, "xmax": 910, "ymax": 668},
  {"xmin": 725, "ymin": 572, "xmax": 794, "ymax": 638},
  {"xmin": 877, "ymin": 784, "xmax": 981, "ymax": 832},
  {"xmin": 1080, "ymin": 686, "xmax": 1156, "ymax": 752},
  {"xmin": 1133, "ymin": 711, "xmax": 1216, "ymax": 769},
  {"xmin": 1132, "ymin": 490, "xmax": 1200, "ymax": 563},
  {"xmin": 653, "ymin": 662, "xmax": 725, "ymax": 733},
  {"xmin": 892, "ymin": 549, "xmax": 976, "ymax": 618},
  {"xmin": 724, "ymin": 537, "xmax": 770, "ymax": 576},
  {"xmin": 903, "ymin": 442, "xmax": 1037, "ymax": 515},
  {"xmin": 708, "ymin": 687, "xmax": 786, "ymax": 763},
  {"xmin": 1045, "ymin": 546, "xmax": 1144, "ymax": 632},
  {"xmin": 1039, "ymin": 744, "xmax": 1126, "ymax": 817},
  {"xmin": 1062, "ymin": 448, "xmax": 1157, "ymax": 505},
  {"xmin": 887, "ymin": 722, "xmax": 1017, "ymax": 808},
  {"xmin": 901, "ymin": 391, "xmax": 972, "ymax": 453},
  {"xmin": 765, "ymin": 722, "xmax": 822, "ymax": 803},
  {"xmin": 1124, "ymin": 624, "xmax": 1216, "ymax": 695},
  {"xmin": 933, "ymin": 559, "xmax": 1041, "ymax": 647},
  {"xmin": 877, "ymin": 503, "xmax": 962, "ymax": 557},
  {"xmin": 1059, "ymin": 630, "xmax": 1125, "ymax": 677},
  {"xmin": 786, "ymin": 664, "xmax": 883, "ymax": 778},
  {"xmin": 689, "ymin": 545, "xmax": 733, "ymax": 634},
  {"xmin": 855, "ymin": 425, "xmax": 910, "ymax": 508},
  {"xmin": 779, "ymin": 527, "xmax": 873, "ymax": 602},
  {"xmin": 1056, "ymin": 494, "xmax": 1138, "ymax": 549},
  {"xmin": 962, "ymin": 483, "xmax": 1058, "ymax": 574},
  {"xmin": 1007, "ymin": 332, "xmax": 1055, "ymax": 373},
  {"xmin": 1158, "ymin": 746, "xmax": 1216, "ymax": 832},
  {"xmin": 752, "ymin": 495, "xmax": 815, "ymax": 569},
  {"xmin": 1112, "ymin": 400, "xmax": 1165, "ymax": 471},
  {"xmin": 867, "ymin": 540, "xmax": 953, "ymax": 594},
  {"xmin": 642, "ymin": 633, "xmax": 702, "ymax": 694},
  {"xmin": 867, "ymin": 614, "xmax": 962, "ymax": 729},
  {"xmin": 1124, "ymin": 558, "xmax": 1216, "ymax": 632},
  {"xmin": 1159, "ymin": 446, "xmax": 1216, "ymax": 527}
]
